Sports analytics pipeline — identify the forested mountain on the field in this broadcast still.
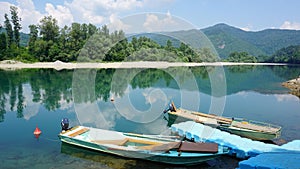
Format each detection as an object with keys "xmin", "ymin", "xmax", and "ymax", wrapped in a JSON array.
[
  {"xmin": 0, "ymin": 28, "xmax": 29, "ymax": 47},
  {"xmin": 267, "ymin": 45, "xmax": 300, "ymax": 64},
  {"xmin": 133, "ymin": 24, "xmax": 300, "ymax": 59},
  {"xmin": 202, "ymin": 23, "xmax": 300, "ymax": 58}
]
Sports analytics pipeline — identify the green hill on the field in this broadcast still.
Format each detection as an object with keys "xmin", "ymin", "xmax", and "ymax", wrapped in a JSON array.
[
  {"xmin": 202, "ymin": 23, "xmax": 300, "ymax": 58},
  {"xmin": 0, "ymin": 27, "xmax": 29, "ymax": 47},
  {"xmin": 202, "ymin": 24, "xmax": 266, "ymax": 58},
  {"xmin": 130, "ymin": 24, "xmax": 300, "ymax": 59}
]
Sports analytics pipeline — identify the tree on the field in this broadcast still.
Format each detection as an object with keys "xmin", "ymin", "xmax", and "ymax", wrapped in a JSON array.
[
  {"xmin": 225, "ymin": 52, "xmax": 257, "ymax": 63},
  {"xmin": 166, "ymin": 40, "xmax": 173, "ymax": 51},
  {"xmin": 131, "ymin": 36, "xmax": 138, "ymax": 50},
  {"xmin": 81, "ymin": 23, "xmax": 88, "ymax": 41},
  {"xmin": 101, "ymin": 25, "xmax": 109, "ymax": 37},
  {"xmin": 39, "ymin": 16, "xmax": 59, "ymax": 42},
  {"xmin": 10, "ymin": 6, "xmax": 22, "ymax": 48},
  {"xmin": 28, "ymin": 24, "xmax": 38, "ymax": 55},
  {"xmin": 4, "ymin": 13, "xmax": 13, "ymax": 48},
  {"xmin": 38, "ymin": 16, "xmax": 59, "ymax": 61},
  {"xmin": 0, "ymin": 33, "xmax": 7, "ymax": 59},
  {"xmin": 270, "ymin": 45, "xmax": 300, "ymax": 64},
  {"xmin": 34, "ymin": 39, "xmax": 49, "ymax": 61},
  {"xmin": 69, "ymin": 22, "xmax": 82, "ymax": 51},
  {"xmin": 87, "ymin": 23, "xmax": 97, "ymax": 37}
]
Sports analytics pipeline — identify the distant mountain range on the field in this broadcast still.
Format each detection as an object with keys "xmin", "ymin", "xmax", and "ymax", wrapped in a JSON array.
[
  {"xmin": 131, "ymin": 23, "xmax": 300, "ymax": 58},
  {"xmin": 202, "ymin": 23, "xmax": 300, "ymax": 58},
  {"xmin": 2, "ymin": 23, "xmax": 300, "ymax": 58}
]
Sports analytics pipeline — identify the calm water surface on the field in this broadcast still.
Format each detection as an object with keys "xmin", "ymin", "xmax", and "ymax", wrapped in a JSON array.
[{"xmin": 0, "ymin": 65, "xmax": 299, "ymax": 169}]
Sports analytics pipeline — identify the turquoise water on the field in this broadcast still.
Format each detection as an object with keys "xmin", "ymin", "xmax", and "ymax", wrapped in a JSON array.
[{"xmin": 0, "ymin": 65, "xmax": 299, "ymax": 168}]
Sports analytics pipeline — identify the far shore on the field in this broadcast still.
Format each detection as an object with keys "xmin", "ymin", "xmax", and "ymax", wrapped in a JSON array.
[{"xmin": 0, "ymin": 60, "xmax": 296, "ymax": 70}]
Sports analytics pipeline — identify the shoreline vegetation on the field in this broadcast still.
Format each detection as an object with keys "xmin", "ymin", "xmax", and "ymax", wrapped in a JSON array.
[
  {"xmin": 1, "ymin": 7, "xmax": 300, "ymax": 65},
  {"xmin": 0, "ymin": 60, "xmax": 294, "ymax": 70}
]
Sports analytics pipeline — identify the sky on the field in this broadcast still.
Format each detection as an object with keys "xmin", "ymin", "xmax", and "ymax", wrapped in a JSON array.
[{"xmin": 1, "ymin": 0, "xmax": 300, "ymax": 33}]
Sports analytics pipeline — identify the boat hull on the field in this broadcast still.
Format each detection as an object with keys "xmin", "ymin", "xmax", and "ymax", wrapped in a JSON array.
[
  {"xmin": 58, "ymin": 127, "xmax": 226, "ymax": 165},
  {"xmin": 218, "ymin": 126, "xmax": 280, "ymax": 141},
  {"xmin": 166, "ymin": 109, "xmax": 281, "ymax": 141}
]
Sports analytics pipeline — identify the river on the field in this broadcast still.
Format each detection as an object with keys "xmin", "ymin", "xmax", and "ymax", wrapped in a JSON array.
[{"xmin": 0, "ymin": 65, "xmax": 299, "ymax": 169}]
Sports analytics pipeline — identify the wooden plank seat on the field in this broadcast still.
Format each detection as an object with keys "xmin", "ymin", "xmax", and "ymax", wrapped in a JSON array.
[
  {"xmin": 137, "ymin": 142, "xmax": 180, "ymax": 151},
  {"xmin": 178, "ymin": 142, "xmax": 219, "ymax": 153},
  {"xmin": 92, "ymin": 138, "xmax": 129, "ymax": 146},
  {"xmin": 92, "ymin": 138, "xmax": 164, "ymax": 146},
  {"xmin": 179, "ymin": 109, "xmax": 232, "ymax": 124},
  {"xmin": 137, "ymin": 141, "xmax": 219, "ymax": 153},
  {"xmin": 68, "ymin": 128, "xmax": 89, "ymax": 137}
]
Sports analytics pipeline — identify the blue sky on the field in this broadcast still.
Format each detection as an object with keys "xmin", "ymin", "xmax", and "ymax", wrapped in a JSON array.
[{"xmin": 1, "ymin": 0, "xmax": 300, "ymax": 33}]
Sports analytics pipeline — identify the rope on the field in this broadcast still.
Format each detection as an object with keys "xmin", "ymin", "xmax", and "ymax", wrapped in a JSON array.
[{"xmin": 37, "ymin": 135, "xmax": 60, "ymax": 142}]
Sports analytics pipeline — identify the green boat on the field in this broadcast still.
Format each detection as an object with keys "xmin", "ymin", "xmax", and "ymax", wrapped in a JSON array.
[
  {"xmin": 164, "ymin": 102, "xmax": 281, "ymax": 141},
  {"xmin": 58, "ymin": 119, "xmax": 229, "ymax": 165}
]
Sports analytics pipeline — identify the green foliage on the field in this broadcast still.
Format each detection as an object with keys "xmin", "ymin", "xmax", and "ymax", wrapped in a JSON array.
[
  {"xmin": 202, "ymin": 24, "xmax": 300, "ymax": 59},
  {"xmin": 10, "ymin": 6, "xmax": 22, "ymax": 48},
  {"xmin": 268, "ymin": 45, "xmax": 300, "ymax": 64},
  {"xmin": 39, "ymin": 16, "xmax": 59, "ymax": 42},
  {"xmin": 224, "ymin": 52, "xmax": 258, "ymax": 63},
  {"xmin": 28, "ymin": 24, "xmax": 38, "ymax": 55},
  {"xmin": 4, "ymin": 13, "xmax": 13, "ymax": 48},
  {"xmin": 0, "ymin": 33, "xmax": 7, "ymax": 60},
  {"xmin": 4, "ymin": 9, "xmax": 300, "ymax": 63},
  {"xmin": 2, "ymin": 7, "xmax": 24, "ymax": 59}
]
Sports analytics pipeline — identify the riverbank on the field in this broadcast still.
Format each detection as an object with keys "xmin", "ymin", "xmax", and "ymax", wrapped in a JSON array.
[
  {"xmin": 282, "ymin": 77, "xmax": 300, "ymax": 98},
  {"xmin": 0, "ymin": 60, "xmax": 292, "ymax": 70}
]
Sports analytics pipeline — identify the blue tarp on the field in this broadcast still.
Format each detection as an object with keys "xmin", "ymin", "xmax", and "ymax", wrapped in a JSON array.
[
  {"xmin": 171, "ymin": 121, "xmax": 300, "ymax": 159},
  {"xmin": 238, "ymin": 152, "xmax": 300, "ymax": 169}
]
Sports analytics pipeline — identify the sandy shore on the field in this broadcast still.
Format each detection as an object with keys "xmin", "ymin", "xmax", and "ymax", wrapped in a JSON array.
[{"xmin": 0, "ymin": 60, "xmax": 292, "ymax": 70}]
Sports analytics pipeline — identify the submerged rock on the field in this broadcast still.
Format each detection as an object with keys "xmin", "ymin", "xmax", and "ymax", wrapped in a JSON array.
[{"xmin": 282, "ymin": 77, "xmax": 300, "ymax": 98}]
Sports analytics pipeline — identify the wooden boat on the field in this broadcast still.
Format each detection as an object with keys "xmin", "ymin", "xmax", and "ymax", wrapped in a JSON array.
[
  {"xmin": 164, "ymin": 102, "xmax": 281, "ymax": 141},
  {"xmin": 58, "ymin": 123, "xmax": 229, "ymax": 165}
]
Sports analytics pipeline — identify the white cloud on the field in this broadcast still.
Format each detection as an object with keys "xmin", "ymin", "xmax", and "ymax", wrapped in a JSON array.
[
  {"xmin": 112, "ymin": 86, "xmax": 167, "ymax": 124},
  {"xmin": 0, "ymin": 2, "xmax": 13, "ymax": 26},
  {"xmin": 17, "ymin": 1, "xmax": 43, "ymax": 32},
  {"xmin": 274, "ymin": 94, "xmax": 298, "ymax": 102},
  {"xmin": 0, "ymin": 1, "xmax": 43, "ymax": 33},
  {"xmin": 280, "ymin": 21, "xmax": 300, "ymax": 30},
  {"xmin": 235, "ymin": 91, "xmax": 248, "ymax": 97},
  {"xmin": 75, "ymin": 101, "xmax": 114, "ymax": 129},
  {"xmin": 143, "ymin": 11, "xmax": 178, "ymax": 32},
  {"xmin": 16, "ymin": 0, "xmax": 34, "ymax": 11},
  {"xmin": 22, "ymin": 84, "xmax": 41, "ymax": 120},
  {"xmin": 45, "ymin": 3, "xmax": 74, "ymax": 28},
  {"xmin": 240, "ymin": 25, "xmax": 253, "ymax": 31},
  {"xmin": 142, "ymin": 88, "xmax": 167, "ymax": 105},
  {"xmin": 58, "ymin": 96, "xmax": 74, "ymax": 111},
  {"xmin": 108, "ymin": 13, "xmax": 131, "ymax": 32},
  {"xmin": 65, "ymin": 0, "xmax": 104, "ymax": 25},
  {"xmin": 65, "ymin": 0, "xmax": 144, "ymax": 26},
  {"xmin": 1, "ymin": 0, "xmax": 176, "ymax": 33},
  {"xmin": 97, "ymin": 0, "xmax": 143, "ymax": 10}
]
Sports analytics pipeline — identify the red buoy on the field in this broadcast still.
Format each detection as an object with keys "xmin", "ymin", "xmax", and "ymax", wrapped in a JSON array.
[{"xmin": 33, "ymin": 126, "xmax": 42, "ymax": 138}]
